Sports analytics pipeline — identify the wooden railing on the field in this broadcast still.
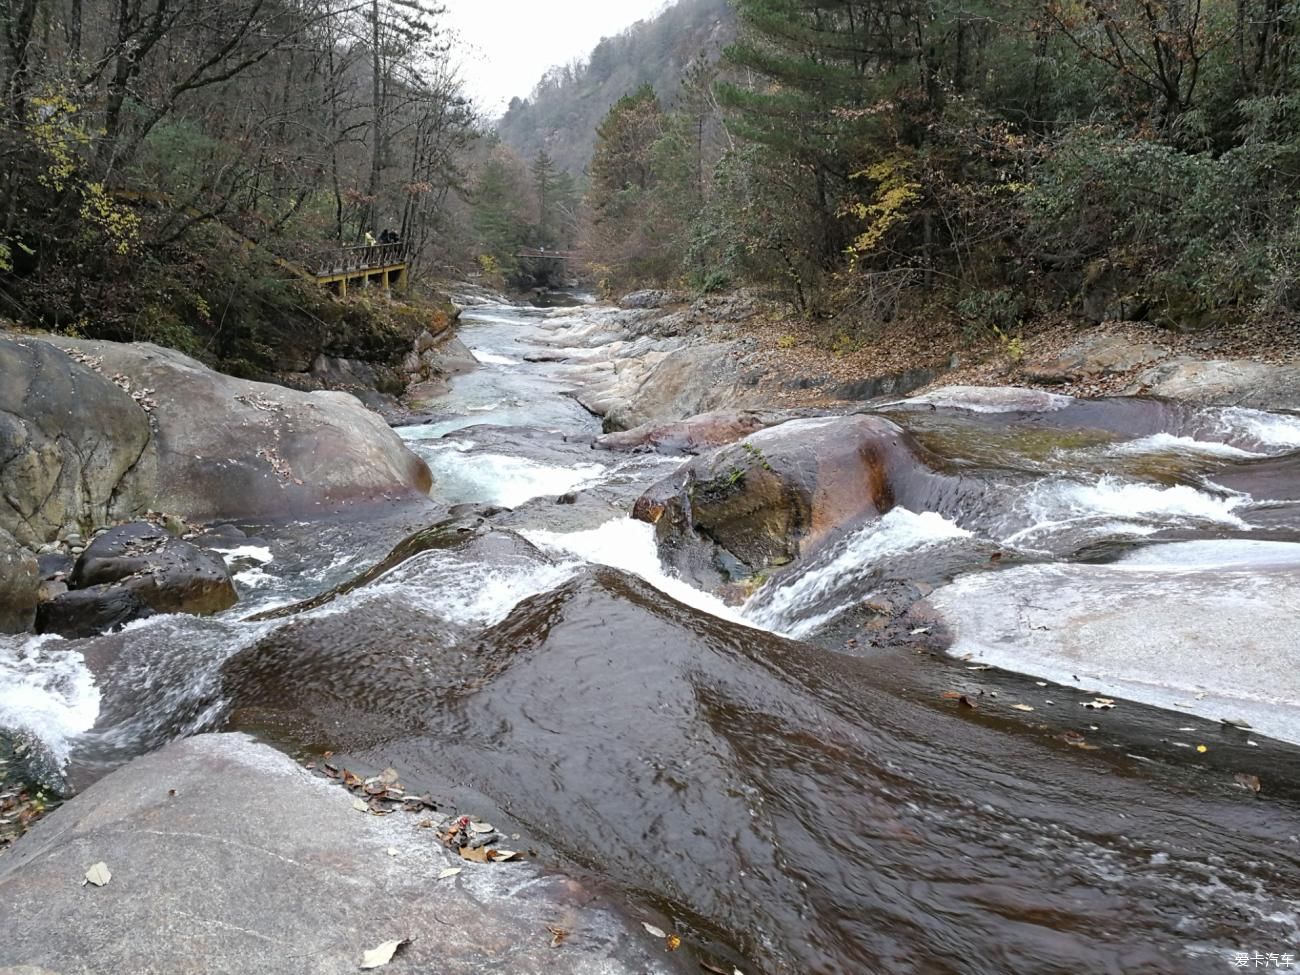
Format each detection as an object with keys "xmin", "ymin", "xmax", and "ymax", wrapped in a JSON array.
[{"xmin": 308, "ymin": 241, "xmax": 411, "ymax": 276}]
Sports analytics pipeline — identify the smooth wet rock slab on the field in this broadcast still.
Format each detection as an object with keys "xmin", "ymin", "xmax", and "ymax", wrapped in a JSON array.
[
  {"xmin": 930, "ymin": 540, "xmax": 1300, "ymax": 744},
  {"xmin": 0, "ymin": 734, "xmax": 694, "ymax": 975}
]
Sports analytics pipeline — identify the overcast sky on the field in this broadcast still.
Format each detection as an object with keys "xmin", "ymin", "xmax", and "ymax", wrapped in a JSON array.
[{"xmin": 442, "ymin": 0, "xmax": 671, "ymax": 117}]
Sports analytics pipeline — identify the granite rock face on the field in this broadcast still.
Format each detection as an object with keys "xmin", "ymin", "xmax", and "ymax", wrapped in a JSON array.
[{"xmin": 0, "ymin": 734, "xmax": 695, "ymax": 975}]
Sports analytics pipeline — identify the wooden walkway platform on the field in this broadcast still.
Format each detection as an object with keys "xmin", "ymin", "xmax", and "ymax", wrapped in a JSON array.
[{"xmin": 309, "ymin": 242, "xmax": 411, "ymax": 296}]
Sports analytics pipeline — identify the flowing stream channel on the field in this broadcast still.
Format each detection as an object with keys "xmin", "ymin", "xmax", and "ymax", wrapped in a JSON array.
[{"xmin": 4, "ymin": 296, "xmax": 1300, "ymax": 973}]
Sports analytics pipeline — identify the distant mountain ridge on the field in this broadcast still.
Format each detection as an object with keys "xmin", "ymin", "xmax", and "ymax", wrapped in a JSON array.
[{"xmin": 495, "ymin": 0, "xmax": 735, "ymax": 176}]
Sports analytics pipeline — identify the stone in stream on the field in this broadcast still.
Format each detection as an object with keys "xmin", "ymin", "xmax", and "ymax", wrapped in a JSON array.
[
  {"xmin": 594, "ymin": 409, "xmax": 772, "ymax": 454},
  {"xmin": 34, "ymin": 522, "xmax": 237, "ymax": 639},
  {"xmin": 35, "ymin": 584, "xmax": 156, "ymax": 639},
  {"xmin": 0, "ymin": 528, "xmax": 39, "ymax": 633},
  {"xmin": 928, "ymin": 540, "xmax": 1300, "ymax": 745},
  {"xmin": 0, "ymin": 335, "xmax": 435, "ymax": 540},
  {"xmin": 633, "ymin": 414, "xmax": 954, "ymax": 586},
  {"xmin": 601, "ymin": 341, "xmax": 758, "ymax": 432},
  {"xmin": 0, "ymin": 733, "xmax": 694, "ymax": 975},
  {"xmin": 71, "ymin": 522, "xmax": 237, "ymax": 616}
]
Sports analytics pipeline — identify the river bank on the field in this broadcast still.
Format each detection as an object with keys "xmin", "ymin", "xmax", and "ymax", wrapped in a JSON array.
[{"xmin": 2, "ymin": 291, "xmax": 1299, "ymax": 972}]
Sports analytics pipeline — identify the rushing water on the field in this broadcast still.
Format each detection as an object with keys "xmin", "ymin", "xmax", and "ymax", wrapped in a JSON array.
[{"xmin": 3, "ymin": 296, "xmax": 1300, "ymax": 973}]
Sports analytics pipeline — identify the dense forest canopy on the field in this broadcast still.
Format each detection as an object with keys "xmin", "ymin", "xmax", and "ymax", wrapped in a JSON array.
[
  {"xmin": 0, "ymin": 0, "xmax": 476, "ymax": 369},
  {"xmin": 567, "ymin": 0, "xmax": 1300, "ymax": 333}
]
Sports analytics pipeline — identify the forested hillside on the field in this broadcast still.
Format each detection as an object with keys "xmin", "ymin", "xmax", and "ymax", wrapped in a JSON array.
[
  {"xmin": 0, "ymin": 0, "xmax": 474, "ymax": 375},
  {"xmin": 496, "ymin": 0, "xmax": 735, "ymax": 176},
  {"xmin": 579, "ymin": 0, "xmax": 1300, "ymax": 336}
]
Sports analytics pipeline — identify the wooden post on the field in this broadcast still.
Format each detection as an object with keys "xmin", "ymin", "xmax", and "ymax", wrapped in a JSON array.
[{"xmin": 339, "ymin": 276, "xmax": 347, "ymax": 298}]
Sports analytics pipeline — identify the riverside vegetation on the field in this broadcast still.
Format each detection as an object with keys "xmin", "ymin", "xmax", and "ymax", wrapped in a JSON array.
[{"xmin": 2, "ymin": 1, "xmax": 1300, "ymax": 973}]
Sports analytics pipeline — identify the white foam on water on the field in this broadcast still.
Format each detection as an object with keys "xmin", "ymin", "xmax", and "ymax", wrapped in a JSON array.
[
  {"xmin": 893, "ymin": 386, "xmax": 1075, "ymax": 413},
  {"xmin": 744, "ymin": 508, "xmax": 973, "ymax": 638},
  {"xmin": 232, "ymin": 565, "xmax": 276, "ymax": 590},
  {"xmin": 209, "ymin": 544, "xmax": 274, "ymax": 564},
  {"xmin": 419, "ymin": 450, "xmax": 608, "ymax": 508},
  {"xmin": 312, "ymin": 548, "xmax": 580, "ymax": 629},
  {"xmin": 523, "ymin": 518, "xmax": 754, "ymax": 627},
  {"xmin": 1002, "ymin": 476, "xmax": 1250, "ymax": 547},
  {"xmin": 0, "ymin": 635, "xmax": 101, "ymax": 768},
  {"xmin": 1105, "ymin": 433, "xmax": 1266, "ymax": 460},
  {"xmin": 471, "ymin": 349, "xmax": 519, "ymax": 366},
  {"xmin": 1207, "ymin": 406, "xmax": 1300, "ymax": 453}
]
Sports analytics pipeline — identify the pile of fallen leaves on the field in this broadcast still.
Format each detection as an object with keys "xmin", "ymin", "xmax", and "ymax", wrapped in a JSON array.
[
  {"xmin": 314, "ymin": 759, "xmax": 437, "ymax": 816},
  {"xmin": 311, "ymin": 758, "xmax": 525, "ymax": 865},
  {"xmin": 0, "ymin": 783, "xmax": 53, "ymax": 853}
]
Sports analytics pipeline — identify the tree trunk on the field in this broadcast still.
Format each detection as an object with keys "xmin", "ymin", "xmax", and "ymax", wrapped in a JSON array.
[{"xmin": 366, "ymin": 0, "xmax": 383, "ymax": 237}]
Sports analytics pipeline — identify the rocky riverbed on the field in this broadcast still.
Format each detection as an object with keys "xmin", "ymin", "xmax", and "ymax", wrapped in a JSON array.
[{"xmin": 2, "ymin": 292, "xmax": 1299, "ymax": 973}]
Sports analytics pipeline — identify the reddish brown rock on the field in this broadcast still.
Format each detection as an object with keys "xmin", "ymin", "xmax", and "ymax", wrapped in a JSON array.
[{"xmin": 634, "ymin": 415, "xmax": 948, "ymax": 585}]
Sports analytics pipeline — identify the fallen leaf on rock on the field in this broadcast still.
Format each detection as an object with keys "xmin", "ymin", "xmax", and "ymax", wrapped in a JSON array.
[
  {"xmin": 490, "ymin": 849, "xmax": 521, "ymax": 862},
  {"xmin": 386, "ymin": 848, "xmax": 398, "ymax": 857},
  {"xmin": 470, "ymin": 821, "xmax": 494, "ymax": 834},
  {"xmin": 1011, "ymin": 704, "xmax": 1035, "ymax": 712},
  {"xmin": 547, "ymin": 925, "xmax": 568, "ymax": 948},
  {"xmin": 437, "ymin": 867, "xmax": 461, "ymax": 880},
  {"xmin": 909, "ymin": 627, "xmax": 930, "ymax": 635},
  {"xmin": 941, "ymin": 691, "xmax": 962, "ymax": 700},
  {"xmin": 1196, "ymin": 744, "xmax": 1208, "ymax": 753},
  {"xmin": 1082, "ymin": 698, "xmax": 1116, "ymax": 710},
  {"xmin": 352, "ymin": 798, "xmax": 369, "ymax": 813},
  {"xmin": 360, "ymin": 938, "xmax": 411, "ymax": 969},
  {"xmin": 459, "ymin": 845, "xmax": 491, "ymax": 863},
  {"xmin": 364, "ymin": 782, "xmax": 386, "ymax": 796},
  {"xmin": 1234, "ymin": 773, "xmax": 1262, "ymax": 794},
  {"xmin": 1061, "ymin": 731, "xmax": 1098, "ymax": 751},
  {"xmin": 667, "ymin": 934, "xmax": 682, "ymax": 951},
  {"xmin": 83, "ymin": 862, "xmax": 111, "ymax": 887},
  {"xmin": 642, "ymin": 922, "xmax": 667, "ymax": 939},
  {"xmin": 699, "ymin": 964, "xmax": 730, "ymax": 975},
  {"xmin": 342, "ymin": 769, "xmax": 363, "ymax": 789}
]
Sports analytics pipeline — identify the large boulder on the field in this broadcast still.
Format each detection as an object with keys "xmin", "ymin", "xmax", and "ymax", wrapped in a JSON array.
[
  {"xmin": 71, "ymin": 522, "xmax": 237, "ymax": 616},
  {"xmin": 0, "ymin": 734, "xmax": 693, "ymax": 975},
  {"xmin": 0, "ymin": 528, "xmax": 38, "ymax": 633},
  {"xmin": 34, "ymin": 522, "xmax": 235, "ymax": 638},
  {"xmin": 633, "ymin": 414, "xmax": 946, "ymax": 584},
  {"xmin": 1023, "ymin": 332, "xmax": 1167, "ymax": 385},
  {"xmin": 1127, "ymin": 357, "xmax": 1300, "ymax": 410},
  {"xmin": 603, "ymin": 341, "xmax": 759, "ymax": 432},
  {"xmin": 33, "ymin": 336, "xmax": 433, "ymax": 523},
  {"xmin": 0, "ymin": 337, "xmax": 155, "ymax": 547},
  {"xmin": 594, "ymin": 409, "xmax": 772, "ymax": 454},
  {"xmin": 34, "ymin": 584, "xmax": 154, "ymax": 639}
]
